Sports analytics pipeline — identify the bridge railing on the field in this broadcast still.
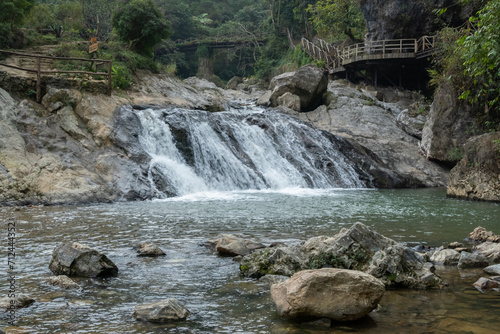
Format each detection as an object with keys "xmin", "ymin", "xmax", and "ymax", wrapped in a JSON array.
[{"xmin": 341, "ymin": 38, "xmax": 418, "ymax": 61}]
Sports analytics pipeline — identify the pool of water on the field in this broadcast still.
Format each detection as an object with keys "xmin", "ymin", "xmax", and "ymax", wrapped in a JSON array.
[{"xmin": 1, "ymin": 188, "xmax": 499, "ymax": 333}]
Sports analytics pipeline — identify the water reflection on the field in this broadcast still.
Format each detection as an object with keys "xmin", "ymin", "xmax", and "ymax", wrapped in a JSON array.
[{"xmin": 0, "ymin": 188, "xmax": 499, "ymax": 333}]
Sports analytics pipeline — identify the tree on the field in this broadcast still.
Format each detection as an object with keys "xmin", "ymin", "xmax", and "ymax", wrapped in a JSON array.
[
  {"xmin": 458, "ymin": 0, "xmax": 500, "ymax": 122},
  {"xmin": 112, "ymin": 0, "xmax": 172, "ymax": 57},
  {"xmin": 307, "ymin": 0, "xmax": 365, "ymax": 43},
  {"xmin": 0, "ymin": 0, "xmax": 33, "ymax": 48}
]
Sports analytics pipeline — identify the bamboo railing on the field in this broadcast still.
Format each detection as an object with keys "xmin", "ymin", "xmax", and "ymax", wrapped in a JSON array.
[{"xmin": 0, "ymin": 49, "xmax": 112, "ymax": 102}]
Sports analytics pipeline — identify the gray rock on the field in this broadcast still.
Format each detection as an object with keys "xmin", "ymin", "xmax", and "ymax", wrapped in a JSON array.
[
  {"xmin": 269, "ymin": 65, "xmax": 327, "ymax": 112},
  {"xmin": 240, "ymin": 222, "xmax": 442, "ymax": 289},
  {"xmin": 225, "ymin": 76, "xmax": 243, "ymax": 90},
  {"xmin": 457, "ymin": 251, "xmax": 489, "ymax": 269},
  {"xmin": 256, "ymin": 90, "xmax": 272, "ymax": 107},
  {"xmin": 448, "ymin": 242, "xmax": 465, "ymax": 249},
  {"xmin": 277, "ymin": 92, "xmax": 301, "ymax": 112},
  {"xmin": 240, "ymin": 245, "xmax": 304, "ymax": 278},
  {"xmin": 430, "ymin": 248, "xmax": 461, "ymax": 265},
  {"xmin": 0, "ymin": 294, "xmax": 35, "ymax": 310},
  {"xmin": 49, "ymin": 242, "xmax": 118, "ymax": 277},
  {"xmin": 484, "ymin": 264, "xmax": 500, "ymax": 276},
  {"xmin": 396, "ymin": 109, "xmax": 425, "ymax": 139},
  {"xmin": 214, "ymin": 235, "xmax": 265, "ymax": 257},
  {"xmin": 475, "ymin": 242, "xmax": 500, "ymax": 263},
  {"xmin": 134, "ymin": 243, "xmax": 166, "ymax": 257},
  {"xmin": 271, "ymin": 268, "xmax": 385, "ymax": 322},
  {"xmin": 47, "ymin": 275, "xmax": 81, "ymax": 289},
  {"xmin": 468, "ymin": 226, "xmax": 500, "ymax": 243},
  {"xmin": 473, "ymin": 277, "xmax": 499, "ymax": 291},
  {"xmin": 133, "ymin": 298, "xmax": 190, "ymax": 323}
]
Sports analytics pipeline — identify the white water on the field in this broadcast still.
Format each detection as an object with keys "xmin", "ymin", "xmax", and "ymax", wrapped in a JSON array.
[{"xmin": 136, "ymin": 106, "xmax": 366, "ymax": 197}]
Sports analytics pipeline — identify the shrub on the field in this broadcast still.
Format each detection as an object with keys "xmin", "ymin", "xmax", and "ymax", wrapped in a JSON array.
[
  {"xmin": 111, "ymin": 64, "xmax": 132, "ymax": 89},
  {"xmin": 112, "ymin": 0, "xmax": 172, "ymax": 57}
]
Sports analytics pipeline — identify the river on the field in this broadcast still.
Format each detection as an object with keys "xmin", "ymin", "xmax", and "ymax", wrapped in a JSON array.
[{"xmin": 1, "ymin": 188, "xmax": 499, "ymax": 333}]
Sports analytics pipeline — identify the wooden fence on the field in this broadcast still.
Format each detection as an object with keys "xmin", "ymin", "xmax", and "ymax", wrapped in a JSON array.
[{"xmin": 0, "ymin": 49, "xmax": 112, "ymax": 102}]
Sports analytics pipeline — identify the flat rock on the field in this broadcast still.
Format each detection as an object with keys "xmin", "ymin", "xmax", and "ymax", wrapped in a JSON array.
[
  {"xmin": 134, "ymin": 242, "xmax": 166, "ymax": 257},
  {"xmin": 430, "ymin": 248, "xmax": 461, "ymax": 265},
  {"xmin": 133, "ymin": 298, "xmax": 190, "ymax": 323},
  {"xmin": 473, "ymin": 277, "xmax": 499, "ymax": 291},
  {"xmin": 47, "ymin": 275, "xmax": 81, "ymax": 289},
  {"xmin": 484, "ymin": 264, "xmax": 500, "ymax": 276}
]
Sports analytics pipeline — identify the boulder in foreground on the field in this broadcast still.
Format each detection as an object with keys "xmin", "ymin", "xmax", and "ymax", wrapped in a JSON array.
[
  {"xmin": 271, "ymin": 268, "xmax": 385, "ymax": 322},
  {"xmin": 49, "ymin": 242, "xmax": 118, "ymax": 277},
  {"xmin": 133, "ymin": 298, "xmax": 190, "ymax": 323}
]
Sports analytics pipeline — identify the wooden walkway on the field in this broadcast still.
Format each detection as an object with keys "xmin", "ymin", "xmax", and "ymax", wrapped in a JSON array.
[{"xmin": 301, "ymin": 35, "xmax": 438, "ymax": 74}]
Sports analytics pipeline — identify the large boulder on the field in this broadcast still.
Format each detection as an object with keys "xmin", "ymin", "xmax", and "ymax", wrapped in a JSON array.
[
  {"xmin": 468, "ymin": 226, "xmax": 500, "ymax": 243},
  {"xmin": 457, "ymin": 251, "xmax": 489, "ymax": 269},
  {"xmin": 133, "ymin": 298, "xmax": 190, "ymax": 323},
  {"xmin": 446, "ymin": 132, "xmax": 500, "ymax": 202},
  {"xmin": 270, "ymin": 268, "xmax": 385, "ymax": 322},
  {"xmin": 49, "ymin": 242, "xmax": 118, "ymax": 277},
  {"xmin": 429, "ymin": 248, "xmax": 461, "ymax": 265},
  {"xmin": 240, "ymin": 222, "xmax": 443, "ymax": 289},
  {"xmin": 474, "ymin": 242, "xmax": 500, "ymax": 263},
  {"xmin": 269, "ymin": 65, "xmax": 328, "ymax": 112}
]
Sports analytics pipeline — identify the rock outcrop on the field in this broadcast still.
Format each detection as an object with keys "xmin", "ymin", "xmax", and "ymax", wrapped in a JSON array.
[
  {"xmin": 49, "ymin": 242, "xmax": 118, "ymax": 277},
  {"xmin": 281, "ymin": 81, "xmax": 449, "ymax": 187},
  {"xmin": 240, "ymin": 222, "xmax": 443, "ymax": 289},
  {"xmin": 360, "ymin": 0, "xmax": 482, "ymax": 42},
  {"xmin": 446, "ymin": 132, "xmax": 500, "ymax": 202},
  {"xmin": 268, "ymin": 65, "xmax": 327, "ymax": 112},
  {"xmin": 270, "ymin": 268, "xmax": 385, "ymax": 322},
  {"xmin": 133, "ymin": 298, "xmax": 190, "ymax": 323},
  {"xmin": 420, "ymin": 81, "xmax": 475, "ymax": 166}
]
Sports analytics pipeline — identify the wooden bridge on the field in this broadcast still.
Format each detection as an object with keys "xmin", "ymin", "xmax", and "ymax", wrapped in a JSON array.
[{"xmin": 301, "ymin": 35, "xmax": 439, "ymax": 74}]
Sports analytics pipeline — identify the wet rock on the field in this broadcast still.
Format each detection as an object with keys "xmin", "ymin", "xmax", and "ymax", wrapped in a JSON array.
[
  {"xmin": 270, "ymin": 268, "xmax": 385, "ymax": 322},
  {"xmin": 47, "ymin": 275, "xmax": 81, "ymax": 289},
  {"xmin": 240, "ymin": 222, "xmax": 442, "ymax": 289},
  {"xmin": 49, "ymin": 242, "xmax": 118, "ymax": 277},
  {"xmin": 448, "ymin": 242, "xmax": 465, "ymax": 249},
  {"xmin": 256, "ymin": 90, "xmax": 272, "ymax": 107},
  {"xmin": 269, "ymin": 65, "xmax": 328, "ymax": 112},
  {"xmin": 133, "ymin": 298, "xmax": 190, "ymax": 323},
  {"xmin": 240, "ymin": 245, "xmax": 304, "ymax": 278},
  {"xmin": 134, "ymin": 243, "xmax": 166, "ymax": 257},
  {"xmin": 474, "ymin": 242, "xmax": 500, "ymax": 263},
  {"xmin": 484, "ymin": 264, "xmax": 500, "ymax": 276},
  {"xmin": 214, "ymin": 235, "xmax": 265, "ymax": 257},
  {"xmin": 457, "ymin": 251, "xmax": 489, "ymax": 269},
  {"xmin": 430, "ymin": 248, "xmax": 461, "ymax": 265},
  {"xmin": 473, "ymin": 277, "xmax": 499, "ymax": 291},
  {"xmin": 468, "ymin": 226, "xmax": 500, "ymax": 243},
  {"xmin": 0, "ymin": 294, "xmax": 35, "ymax": 310}
]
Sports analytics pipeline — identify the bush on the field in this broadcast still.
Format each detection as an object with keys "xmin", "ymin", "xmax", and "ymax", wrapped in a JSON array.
[
  {"xmin": 112, "ymin": 0, "xmax": 172, "ymax": 57},
  {"xmin": 111, "ymin": 64, "xmax": 132, "ymax": 89}
]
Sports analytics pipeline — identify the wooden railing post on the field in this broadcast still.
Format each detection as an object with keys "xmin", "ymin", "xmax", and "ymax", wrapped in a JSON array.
[
  {"xmin": 107, "ymin": 61, "xmax": 112, "ymax": 95},
  {"xmin": 36, "ymin": 56, "xmax": 41, "ymax": 103}
]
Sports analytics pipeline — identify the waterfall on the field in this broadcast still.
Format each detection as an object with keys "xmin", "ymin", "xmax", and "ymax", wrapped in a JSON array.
[{"xmin": 135, "ymin": 105, "xmax": 368, "ymax": 197}]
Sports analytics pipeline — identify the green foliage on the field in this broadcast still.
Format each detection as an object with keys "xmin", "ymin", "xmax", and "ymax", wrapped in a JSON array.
[
  {"xmin": 447, "ymin": 147, "xmax": 465, "ymax": 162},
  {"xmin": 112, "ymin": 0, "xmax": 172, "ymax": 57},
  {"xmin": 111, "ymin": 64, "xmax": 132, "ymax": 89},
  {"xmin": 307, "ymin": 0, "xmax": 366, "ymax": 43},
  {"xmin": 457, "ymin": 0, "xmax": 500, "ymax": 127}
]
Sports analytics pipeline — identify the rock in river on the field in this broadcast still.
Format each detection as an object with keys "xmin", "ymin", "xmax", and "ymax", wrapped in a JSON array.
[
  {"xmin": 133, "ymin": 298, "xmax": 190, "ymax": 323},
  {"xmin": 270, "ymin": 268, "xmax": 385, "ymax": 322},
  {"xmin": 49, "ymin": 242, "xmax": 118, "ymax": 277},
  {"xmin": 134, "ymin": 242, "xmax": 166, "ymax": 257}
]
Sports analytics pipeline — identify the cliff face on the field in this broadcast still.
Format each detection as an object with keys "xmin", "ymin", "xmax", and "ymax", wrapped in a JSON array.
[{"xmin": 360, "ymin": 0, "xmax": 480, "ymax": 41}]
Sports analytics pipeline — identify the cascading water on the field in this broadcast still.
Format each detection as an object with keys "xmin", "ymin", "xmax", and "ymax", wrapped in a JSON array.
[{"xmin": 135, "ymin": 104, "xmax": 368, "ymax": 197}]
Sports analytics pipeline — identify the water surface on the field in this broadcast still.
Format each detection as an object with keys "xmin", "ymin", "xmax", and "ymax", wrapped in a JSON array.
[{"xmin": 1, "ymin": 188, "xmax": 499, "ymax": 333}]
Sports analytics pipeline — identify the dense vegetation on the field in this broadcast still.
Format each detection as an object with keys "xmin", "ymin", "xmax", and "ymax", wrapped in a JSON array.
[
  {"xmin": 430, "ymin": 0, "xmax": 500, "ymax": 132},
  {"xmin": 0, "ymin": 0, "xmax": 369, "ymax": 85}
]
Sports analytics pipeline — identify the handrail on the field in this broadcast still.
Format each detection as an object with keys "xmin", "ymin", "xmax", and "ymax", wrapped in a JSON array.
[{"xmin": 0, "ymin": 49, "xmax": 112, "ymax": 102}]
